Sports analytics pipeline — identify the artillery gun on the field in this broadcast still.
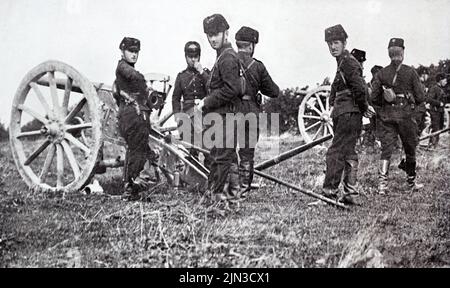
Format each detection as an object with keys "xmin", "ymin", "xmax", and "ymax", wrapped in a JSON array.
[
  {"xmin": 10, "ymin": 60, "xmax": 350, "ymax": 208},
  {"xmin": 9, "ymin": 60, "xmax": 207, "ymax": 193}
]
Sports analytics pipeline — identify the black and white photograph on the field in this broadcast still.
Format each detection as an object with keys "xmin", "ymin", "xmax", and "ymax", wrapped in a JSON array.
[{"xmin": 0, "ymin": 0, "xmax": 449, "ymax": 270}]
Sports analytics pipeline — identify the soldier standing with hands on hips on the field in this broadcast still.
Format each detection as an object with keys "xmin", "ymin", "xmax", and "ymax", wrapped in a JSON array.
[
  {"xmin": 370, "ymin": 38, "xmax": 425, "ymax": 194},
  {"xmin": 320, "ymin": 24, "xmax": 375, "ymax": 205},
  {"xmin": 115, "ymin": 37, "xmax": 156, "ymax": 201}
]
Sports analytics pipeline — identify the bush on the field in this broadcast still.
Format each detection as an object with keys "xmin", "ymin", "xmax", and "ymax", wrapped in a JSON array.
[
  {"xmin": 0, "ymin": 122, "xmax": 8, "ymax": 142},
  {"xmin": 262, "ymin": 86, "xmax": 309, "ymax": 134}
]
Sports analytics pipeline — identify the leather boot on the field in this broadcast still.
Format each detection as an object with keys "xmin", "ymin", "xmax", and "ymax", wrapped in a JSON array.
[
  {"xmin": 321, "ymin": 187, "xmax": 339, "ymax": 200},
  {"xmin": 343, "ymin": 159, "xmax": 359, "ymax": 195},
  {"xmin": 378, "ymin": 160, "xmax": 390, "ymax": 195},
  {"xmin": 405, "ymin": 160, "xmax": 424, "ymax": 190},
  {"xmin": 239, "ymin": 160, "xmax": 253, "ymax": 198},
  {"xmin": 398, "ymin": 158, "xmax": 406, "ymax": 173},
  {"xmin": 227, "ymin": 163, "xmax": 241, "ymax": 199}
]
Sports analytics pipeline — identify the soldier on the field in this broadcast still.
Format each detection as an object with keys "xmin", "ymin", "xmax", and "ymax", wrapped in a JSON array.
[
  {"xmin": 172, "ymin": 41, "xmax": 210, "ymax": 165},
  {"xmin": 415, "ymin": 66, "xmax": 430, "ymax": 137},
  {"xmin": 115, "ymin": 37, "xmax": 154, "ymax": 200},
  {"xmin": 321, "ymin": 24, "xmax": 375, "ymax": 205},
  {"xmin": 370, "ymin": 38, "xmax": 425, "ymax": 194},
  {"xmin": 426, "ymin": 73, "xmax": 447, "ymax": 148},
  {"xmin": 234, "ymin": 26, "xmax": 280, "ymax": 196},
  {"xmin": 364, "ymin": 65, "xmax": 384, "ymax": 149},
  {"xmin": 197, "ymin": 14, "xmax": 243, "ymax": 201}
]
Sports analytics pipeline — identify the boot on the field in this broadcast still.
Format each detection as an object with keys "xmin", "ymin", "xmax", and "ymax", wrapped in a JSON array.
[
  {"xmin": 121, "ymin": 182, "xmax": 141, "ymax": 201},
  {"xmin": 321, "ymin": 187, "xmax": 339, "ymax": 200},
  {"xmin": 398, "ymin": 158, "xmax": 406, "ymax": 173},
  {"xmin": 378, "ymin": 160, "xmax": 390, "ymax": 195},
  {"xmin": 405, "ymin": 161, "xmax": 424, "ymax": 190},
  {"xmin": 227, "ymin": 163, "xmax": 241, "ymax": 199},
  {"xmin": 339, "ymin": 194, "xmax": 361, "ymax": 206},
  {"xmin": 238, "ymin": 160, "xmax": 253, "ymax": 198},
  {"xmin": 343, "ymin": 159, "xmax": 359, "ymax": 195}
]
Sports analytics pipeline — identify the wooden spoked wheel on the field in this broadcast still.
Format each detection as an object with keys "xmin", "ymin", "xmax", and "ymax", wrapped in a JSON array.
[
  {"xmin": 298, "ymin": 86, "xmax": 333, "ymax": 143},
  {"xmin": 9, "ymin": 60, "xmax": 102, "ymax": 193}
]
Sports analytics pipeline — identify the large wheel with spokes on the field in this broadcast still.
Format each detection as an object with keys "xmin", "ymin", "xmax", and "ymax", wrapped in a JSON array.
[
  {"xmin": 298, "ymin": 85, "xmax": 333, "ymax": 143},
  {"xmin": 9, "ymin": 60, "xmax": 102, "ymax": 193}
]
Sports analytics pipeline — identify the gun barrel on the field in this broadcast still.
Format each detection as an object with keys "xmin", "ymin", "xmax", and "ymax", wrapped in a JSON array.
[{"xmin": 254, "ymin": 134, "xmax": 332, "ymax": 171}]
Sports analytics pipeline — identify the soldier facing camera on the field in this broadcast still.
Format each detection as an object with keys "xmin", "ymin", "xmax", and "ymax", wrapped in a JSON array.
[{"xmin": 115, "ymin": 37, "xmax": 157, "ymax": 201}]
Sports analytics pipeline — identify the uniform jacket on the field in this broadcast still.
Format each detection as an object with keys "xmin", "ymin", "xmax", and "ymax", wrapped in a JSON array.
[
  {"xmin": 329, "ymin": 50, "xmax": 368, "ymax": 118},
  {"xmin": 427, "ymin": 84, "xmax": 445, "ymax": 112},
  {"xmin": 172, "ymin": 67, "xmax": 208, "ymax": 113},
  {"xmin": 203, "ymin": 43, "xmax": 242, "ymax": 114},
  {"xmin": 237, "ymin": 51, "xmax": 280, "ymax": 99},
  {"xmin": 115, "ymin": 59, "xmax": 150, "ymax": 111},
  {"xmin": 370, "ymin": 61, "xmax": 425, "ymax": 119}
]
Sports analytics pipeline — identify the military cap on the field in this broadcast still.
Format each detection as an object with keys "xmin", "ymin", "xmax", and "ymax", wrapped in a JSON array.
[
  {"xmin": 371, "ymin": 65, "xmax": 383, "ymax": 75},
  {"xmin": 203, "ymin": 14, "xmax": 229, "ymax": 34},
  {"xmin": 324, "ymin": 24, "xmax": 348, "ymax": 42},
  {"xmin": 184, "ymin": 41, "xmax": 201, "ymax": 57},
  {"xmin": 416, "ymin": 66, "xmax": 429, "ymax": 75},
  {"xmin": 119, "ymin": 37, "xmax": 140, "ymax": 52},
  {"xmin": 388, "ymin": 38, "xmax": 404, "ymax": 49},
  {"xmin": 436, "ymin": 73, "xmax": 446, "ymax": 82},
  {"xmin": 351, "ymin": 49, "xmax": 366, "ymax": 63},
  {"xmin": 235, "ymin": 26, "xmax": 259, "ymax": 44}
]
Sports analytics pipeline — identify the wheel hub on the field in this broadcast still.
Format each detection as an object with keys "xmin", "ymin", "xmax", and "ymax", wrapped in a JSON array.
[
  {"xmin": 43, "ymin": 119, "xmax": 65, "ymax": 143},
  {"xmin": 321, "ymin": 112, "xmax": 331, "ymax": 123}
]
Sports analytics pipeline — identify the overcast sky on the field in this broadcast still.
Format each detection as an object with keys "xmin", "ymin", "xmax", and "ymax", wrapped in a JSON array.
[{"xmin": 0, "ymin": 0, "xmax": 449, "ymax": 125}]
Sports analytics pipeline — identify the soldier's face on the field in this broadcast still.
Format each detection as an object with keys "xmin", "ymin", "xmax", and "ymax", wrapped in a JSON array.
[
  {"xmin": 186, "ymin": 55, "xmax": 200, "ymax": 68},
  {"xmin": 440, "ymin": 78, "xmax": 448, "ymax": 87},
  {"xmin": 420, "ymin": 74, "xmax": 429, "ymax": 82},
  {"xmin": 122, "ymin": 49, "xmax": 139, "ymax": 63},
  {"xmin": 327, "ymin": 40, "xmax": 346, "ymax": 57},
  {"xmin": 207, "ymin": 31, "xmax": 227, "ymax": 50}
]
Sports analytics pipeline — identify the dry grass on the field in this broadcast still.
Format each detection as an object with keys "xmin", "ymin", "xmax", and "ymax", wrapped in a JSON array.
[{"xmin": 1, "ymin": 133, "xmax": 450, "ymax": 267}]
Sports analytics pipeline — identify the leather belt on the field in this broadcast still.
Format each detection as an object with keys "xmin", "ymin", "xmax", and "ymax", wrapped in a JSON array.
[
  {"xmin": 336, "ymin": 89, "xmax": 351, "ymax": 96},
  {"xmin": 183, "ymin": 99, "xmax": 201, "ymax": 104}
]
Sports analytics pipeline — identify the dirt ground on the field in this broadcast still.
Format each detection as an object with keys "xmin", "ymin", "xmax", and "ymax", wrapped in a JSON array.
[{"xmin": 1, "ymin": 134, "xmax": 449, "ymax": 267}]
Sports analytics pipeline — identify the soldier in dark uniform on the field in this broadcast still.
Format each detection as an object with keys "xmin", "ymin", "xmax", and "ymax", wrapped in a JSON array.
[
  {"xmin": 365, "ymin": 65, "xmax": 384, "ymax": 148},
  {"xmin": 115, "ymin": 37, "xmax": 154, "ymax": 200},
  {"xmin": 321, "ymin": 25, "xmax": 375, "ymax": 205},
  {"xmin": 426, "ymin": 73, "xmax": 447, "ymax": 148},
  {"xmin": 350, "ymin": 48, "xmax": 373, "ymax": 148},
  {"xmin": 197, "ymin": 14, "xmax": 243, "ymax": 201},
  {"xmin": 370, "ymin": 38, "xmax": 425, "ymax": 193},
  {"xmin": 415, "ymin": 66, "xmax": 430, "ymax": 137},
  {"xmin": 172, "ymin": 41, "xmax": 210, "ymax": 165},
  {"xmin": 234, "ymin": 26, "xmax": 280, "ymax": 195}
]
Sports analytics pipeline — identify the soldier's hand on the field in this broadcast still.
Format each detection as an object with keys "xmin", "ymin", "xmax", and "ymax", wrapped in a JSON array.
[
  {"xmin": 194, "ymin": 61, "xmax": 203, "ymax": 74},
  {"xmin": 364, "ymin": 105, "xmax": 376, "ymax": 118},
  {"xmin": 440, "ymin": 102, "xmax": 444, "ymax": 107},
  {"xmin": 196, "ymin": 98, "xmax": 205, "ymax": 111},
  {"xmin": 425, "ymin": 103, "xmax": 431, "ymax": 110}
]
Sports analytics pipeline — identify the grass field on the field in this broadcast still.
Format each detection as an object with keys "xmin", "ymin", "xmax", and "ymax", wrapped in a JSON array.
[{"xmin": 1, "ymin": 133, "xmax": 449, "ymax": 267}]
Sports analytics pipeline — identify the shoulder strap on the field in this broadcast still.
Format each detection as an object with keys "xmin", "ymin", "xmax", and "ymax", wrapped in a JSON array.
[
  {"xmin": 207, "ymin": 47, "xmax": 235, "ymax": 86},
  {"xmin": 392, "ymin": 64, "xmax": 402, "ymax": 86},
  {"xmin": 337, "ymin": 59, "xmax": 347, "ymax": 86},
  {"xmin": 241, "ymin": 59, "xmax": 259, "ymax": 90}
]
